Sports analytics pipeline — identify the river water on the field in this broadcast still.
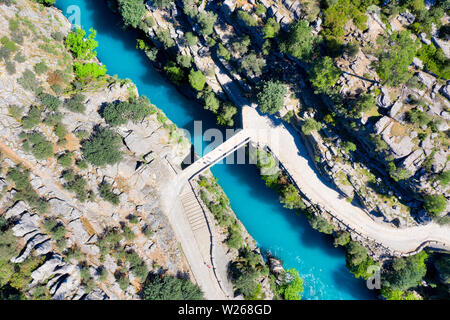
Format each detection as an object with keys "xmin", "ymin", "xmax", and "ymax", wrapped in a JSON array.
[{"xmin": 55, "ymin": 0, "xmax": 375, "ymax": 300}]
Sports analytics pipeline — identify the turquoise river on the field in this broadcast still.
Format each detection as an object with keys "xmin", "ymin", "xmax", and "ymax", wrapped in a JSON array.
[{"xmin": 56, "ymin": 0, "xmax": 375, "ymax": 300}]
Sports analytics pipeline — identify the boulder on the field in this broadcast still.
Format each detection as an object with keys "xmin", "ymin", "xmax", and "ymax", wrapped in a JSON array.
[
  {"xmin": 5, "ymin": 201, "xmax": 28, "ymax": 219},
  {"xmin": 440, "ymin": 82, "xmax": 450, "ymax": 101},
  {"xmin": 12, "ymin": 212, "xmax": 41, "ymax": 237},
  {"xmin": 11, "ymin": 233, "xmax": 50, "ymax": 263},
  {"xmin": 31, "ymin": 254, "xmax": 65, "ymax": 282}
]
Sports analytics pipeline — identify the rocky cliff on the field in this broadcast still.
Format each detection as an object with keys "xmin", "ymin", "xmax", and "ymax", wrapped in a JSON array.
[{"xmin": 0, "ymin": 0, "xmax": 193, "ymax": 300}]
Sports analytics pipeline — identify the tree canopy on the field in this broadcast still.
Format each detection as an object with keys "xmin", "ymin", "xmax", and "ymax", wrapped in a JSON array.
[
  {"xmin": 276, "ymin": 269, "xmax": 304, "ymax": 300},
  {"xmin": 376, "ymin": 31, "xmax": 417, "ymax": 86},
  {"xmin": 280, "ymin": 20, "xmax": 315, "ymax": 60},
  {"xmin": 81, "ymin": 128, "xmax": 123, "ymax": 167},
  {"xmin": 117, "ymin": 0, "xmax": 146, "ymax": 28},
  {"xmin": 308, "ymin": 56, "xmax": 341, "ymax": 94},
  {"xmin": 256, "ymin": 80, "xmax": 286, "ymax": 114},
  {"xmin": 65, "ymin": 28, "xmax": 98, "ymax": 60},
  {"xmin": 143, "ymin": 274, "xmax": 203, "ymax": 300}
]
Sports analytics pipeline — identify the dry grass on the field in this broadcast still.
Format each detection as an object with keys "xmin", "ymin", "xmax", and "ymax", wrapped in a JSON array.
[{"xmin": 390, "ymin": 122, "xmax": 406, "ymax": 137}]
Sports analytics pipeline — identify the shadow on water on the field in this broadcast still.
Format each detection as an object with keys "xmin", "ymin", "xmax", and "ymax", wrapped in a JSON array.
[{"xmin": 56, "ymin": 0, "xmax": 375, "ymax": 300}]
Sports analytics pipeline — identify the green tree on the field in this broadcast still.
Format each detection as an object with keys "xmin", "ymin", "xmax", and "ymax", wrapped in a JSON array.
[
  {"xmin": 98, "ymin": 182, "xmax": 120, "ymax": 205},
  {"xmin": 240, "ymin": 53, "xmax": 266, "ymax": 77},
  {"xmin": 308, "ymin": 56, "xmax": 341, "ymax": 94},
  {"xmin": 334, "ymin": 231, "xmax": 351, "ymax": 247},
  {"xmin": 164, "ymin": 61, "xmax": 185, "ymax": 83},
  {"xmin": 308, "ymin": 215, "xmax": 334, "ymax": 234},
  {"xmin": 152, "ymin": 0, "xmax": 173, "ymax": 8},
  {"xmin": 423, "ymin": 194, "xmax": 447, "ymax": 217},
  {"xmin": 102, "ymin": 96, "xmax": 155, "ymax": 126},
  {"xmin": 74, "ymin": 62, "xmax": 107, "ymax": 81},
  {"xmin": 301, "ymin": 118, "xmax": 322, "ymax": 135},
  {"xmin": 188, "ymin": 69, "xmax": 206, "ymax": 91},
  {"xmin": 262, "ymin": 17, "xmax": 280, "ymax": 39},
  {"xmin": 256, "ymin": 80, "xmax": 286, "ymax": 114},
  {"xmin": 279, "ymin": 184, "xmax": 305, "ymax": 210},
  {"xmin": 117, "ymin": 0, "xmax": 146, "ymax": 28},
  {"xmin": 280, "ymin": 20, "xmax": 315, "ymax": 60},
  {"xmin": 277, "ymin": 269, "xmax": 304, "ymax": 300},
  {"xmin": 217, "ymin": 103, "xmax": 237, "ymax": 127},
  {"xmin": 65, "ymin": 94, "xmax": 86, "ymax": 113},
  {"xmin": 197, "ymin": 11, "xmax": 217, "ymax": 36},
  {"xmin": 237, "ymin": 10, "xmax": 258, "ymax": 27},
  {"xmin": 65, "ymin": 28, "xmax": 98, "ymax": 60},
  {"xmin": 382, "ymin": 251, "xmax": 428, "ymax": 291},
  {"xmin": 199, "ymin": 89, "xmax": 220, "ymax": 113},
  {"xmin": 143, "ymin": 274, "xmax": 203, "ymax": 300},
  {"xmin": 376, "ymin": 31, "xmax": 417, "ymax": 86},
  {"xmin": 184, "ymin": 32, "xmax": 198, "ymax": 47},
  {"xmin": 81, "ymin": 128, "xmax": 123, "ymax": 167}
]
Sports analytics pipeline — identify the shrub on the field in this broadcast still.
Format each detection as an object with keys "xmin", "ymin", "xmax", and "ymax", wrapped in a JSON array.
[
  {"xmin": 255, "ymin": 4, "xmax": 267, "ymax": 16},
  {"xmin": 8, "ymin": 105, "xmax": 23, "ymax": 120},
  {"xmin": 240, "ymin": 53, "xmax": 266, "ymax": 77},
  {"xmin": 216, "ymin": 43, "xmax": 231, "ymax": 60},
  {"xmin": 6, "ymin": 166, "xmax": 49, "ymax": 213},
  {"xmin": 43, "ymin": 218, "xmax": 66, "ymax": 241},
  {"xmin": 184, "ymin": 32, "xmax": 198, "ymax": 47},
  {"xmin": 64, "ymin": 174, "xmax": 88, "ymax": 202},
  {"xmin": 98, "ymin": 182, "xmax": 120, "ymax": 205},
  {"xmin": 226, "ymin": 225, "xmax": 243, "ymax": 249},
  {"xmin": 188, "ymin": 69, "xmax": 206, "ymax": 91},
  {"xmin": 257, "ymin": 80, "xmax": 286, "ymax": 115},
  {"xmin": 279, "ymin": 184, "xmax": 306, "ymax": 210},
  {"xmin": 334, "ymin": 231, "xmax": 351, "ymax": 247},
  {"xmin": 65, "ymin": 28, "xmax": 98, "ymax": 60},
  {"xmin": 376, "ymin": 31, "xmax": 417, "ymax": 86},
  {"xmin": 81, "ymin": 128, "xmax": 123, "ymax": 166},
  {"xmin": 164, "ymin": 61, "xmax": 185, "ymax": 83},
  {"xmin": 122, "ymin": 225, "xmax": 136, "ymax": 241},
  {"xmin": 57, "ymin": 152, "xmax": 73, "ymax": 168},
  {"xmin": 423, "ymin": 194, "xmax": 447, "ymax": 217},
  {"xmin": 102, "ymin": 96, "xmax": 155, "ymax": 126},
  {"xmin": 176, "ymin": 54, "xmax": 192, "ymax": 68},
  {"xmin": 343, "ymin": 141, "xmax": 357, "ymax": 152},
  {"xmin": 38, "ymin": 92, "xmax": 61, "ymax": 111},
  {"xmin": 262, "ymin": 17, "xmax": 280, "ymax": 39},
  {"xmin": 74, "ymin": 62, "xmax": 107, "ymax": 81},
  {"xmin": 33, "ymin": 61, "xmax": 48, "ymax": 75},
  {"xmin": 5, "ymin": 61, "xmax": 16, "ymax": 75},
  {"xmin": 216, "ymin": 103, "xmax": 237, "ymax": 127},
  {"xmin": 308, "ymin": 215, "xmax": 334, "ymax": 234},
  {"xmin": 308, "ymin": 56, "xmax": 341, "ymax": 94},
  {"xmin": 437, "ymin": 171, "xmax": 450, "ymax": 187},
  {"xmin": 302, "ymin": 118, "xmax": 323, "ymax": 135},
  {"xmin": 43, "ymin": 113, "xmax": 62, "ymax": 126},
  {"xmin": 156, "ymin": 29, "xmax": 175, "ymax": 49},
  {"xmin": 21, "ymin": 131, "xmax": 54, "ymax": 160},
  {"xmin": 117, "ymin": 0, "xmax": 146, "ymax": 28},
  {"xmin": 17, "ymin": 69, "xmax": 41, "ymax": 92},
  {"xmin": 405, "ymin": 108, "xmax": 431, "ymax": 126},
  {"xmin": 143, "ymin": 274, "xmax": 203, "ymax": 300},
  {"xmin": 21, "ymin": 106, "xmax": 41, "ymax": 129},
  {"xmin": 280, "ymin": 20, "xmax": 315, "ymax": 60},
  {"xmin": 65, "ymin": 94, "xmax": 86, "ymax": 113},
  {"xmin": 276, "ymin": 269, "xmax": 304, "ymax": 300},
  {"xmin": 197, "ymin": 11, "xmax": 217, "ymax": 36},
  {"xmin": 237, "ymin": 10, "xmax": 258, "ymax": 27}
]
